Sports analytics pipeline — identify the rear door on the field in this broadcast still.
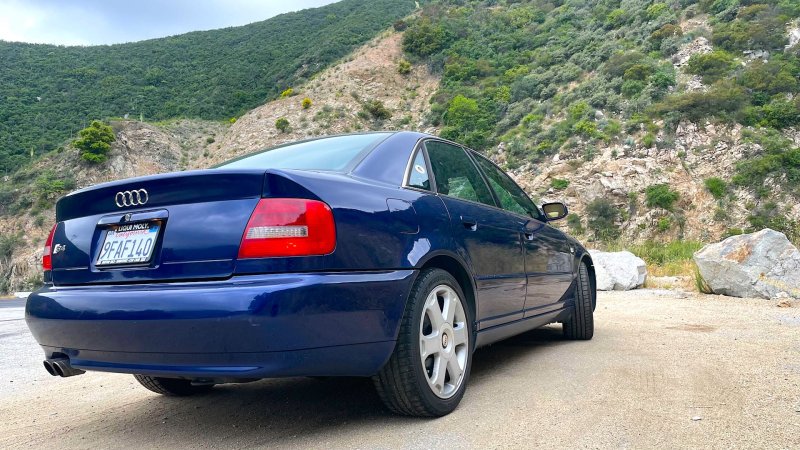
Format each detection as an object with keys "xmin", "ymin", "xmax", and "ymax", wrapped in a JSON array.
[
  {"xmin": 424, "ymin": 140, "xmax": 526, "ymax": 329},
  {"xmin": 469, "ymin": 152, "xmax": 573, "ymax": 313}
]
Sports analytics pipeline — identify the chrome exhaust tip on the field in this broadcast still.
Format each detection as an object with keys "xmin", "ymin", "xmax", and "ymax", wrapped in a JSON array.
[{"xmin": 44, "ymin": 358, "xmax": 86, "ymax": 377}]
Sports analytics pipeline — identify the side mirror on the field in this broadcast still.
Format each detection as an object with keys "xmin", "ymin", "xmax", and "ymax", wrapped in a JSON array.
[{"xmin": 542, "ymin": 202, "xmax": 568, "ymax": 221}]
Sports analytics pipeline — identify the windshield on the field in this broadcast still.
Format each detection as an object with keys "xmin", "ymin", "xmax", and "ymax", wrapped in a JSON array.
[{"xmin": 217, "ymin": 133, "xmax": 392, "ymax": 171}]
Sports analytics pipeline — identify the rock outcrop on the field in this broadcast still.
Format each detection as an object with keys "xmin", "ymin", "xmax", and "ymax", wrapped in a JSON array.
[
  {"xmin": 694, "ymin": 229, "xmax": 800, "ymax": 299},
  {"xmin": 589, "ymin": 250, "xmax": 648, "ymax": 291}
]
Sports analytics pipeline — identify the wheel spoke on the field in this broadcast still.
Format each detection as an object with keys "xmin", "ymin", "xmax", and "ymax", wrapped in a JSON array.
[
  {"xmin": 452, "ymin": 323, "xmax": 468, "ymax": 347},
  {"xmin": 425, "ymin": 294, "xmax": 445, "ymax": 329},
  {"xmin": 442, "ymin": 289, "xmax": 456, "ymax": 324},
  {"xmin": 446, "ymin": 355, "xmax": 463, "ymax": 387},
  {"xmin": 420, "ymin": 332, "xmax": 440, "ymax": 359},
  {"xmin": 432, "ymin": 356, "xmax": 447, "ymax": 394}
]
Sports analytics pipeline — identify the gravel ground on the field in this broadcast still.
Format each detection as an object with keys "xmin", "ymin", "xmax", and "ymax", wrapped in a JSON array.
[{"xmin": 1, "ymin": 290, "xmax": 798, "ymax": 449}]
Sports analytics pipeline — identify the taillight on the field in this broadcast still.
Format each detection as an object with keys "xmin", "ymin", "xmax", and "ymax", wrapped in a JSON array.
[
  {"xmin": 238, "ymin": 198, "xmax": 336, "ymax": 259},
  {"xmin": 42, "ymin": 224, "xmax": 57, "ymax": 271}
]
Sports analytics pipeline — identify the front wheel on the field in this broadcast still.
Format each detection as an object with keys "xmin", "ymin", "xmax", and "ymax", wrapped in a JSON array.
[
  {"xmin": 563, "ymin": 262, "xmax": 594, "ymax": 340},
  {"xmin": 372, "ymin": 268, "xmax": 473, "ymax": 417}
]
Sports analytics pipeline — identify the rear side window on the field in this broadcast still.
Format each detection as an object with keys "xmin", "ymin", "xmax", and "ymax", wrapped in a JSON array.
[
  {"xmin": 407, "ymin": 150, "xmax": 431, "ymax": 191},
  {"xmin": 217, "ymin": 133, "xmax": 392, "ymax": 171},
  {"xmin": 425, "ymin": 141, "xmax": 494, "ymax": 206},
  {"xmin": 471, "ymin": 152, "xmax": 544, "ymax": 220}
]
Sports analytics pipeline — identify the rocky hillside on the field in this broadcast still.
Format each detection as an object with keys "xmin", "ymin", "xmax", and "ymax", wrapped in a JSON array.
[
  {"xmin": 0, "ymin": 28, "xmax": 438, "ymax": 292},
  {"xmin": 3, "ymin": 0, "xmax": 800, "ymax": 294}
]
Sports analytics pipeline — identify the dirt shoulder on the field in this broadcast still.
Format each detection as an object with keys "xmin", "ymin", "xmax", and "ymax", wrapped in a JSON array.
[{"xmin": 1, "ymin": 290, "xmax": 798, "ymax": 449}]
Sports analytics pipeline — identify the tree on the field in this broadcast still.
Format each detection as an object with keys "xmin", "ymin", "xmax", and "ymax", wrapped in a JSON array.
[{"xmin": 74, "ymin": 120, "xmax": 115, "ymax": 163}]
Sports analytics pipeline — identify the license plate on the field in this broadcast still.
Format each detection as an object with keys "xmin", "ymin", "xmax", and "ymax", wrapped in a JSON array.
[{"xmin": 96, "ymin": 222, "xmax": 160, "ymax": 266}]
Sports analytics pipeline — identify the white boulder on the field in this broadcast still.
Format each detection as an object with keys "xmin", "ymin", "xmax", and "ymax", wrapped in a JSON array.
[
  {"xmin": 694, "ymin": 229, "xmax": 800, "ymax": 299},
  {"xmin": 589, "ymin": 250, "xmax": 648, "ymax": 291}
]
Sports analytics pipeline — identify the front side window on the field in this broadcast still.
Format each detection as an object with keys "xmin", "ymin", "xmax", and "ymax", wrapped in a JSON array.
[
  {"xmin": 425, "ymin": 141, "xmax": 494, "ymax": 206},
  {"xmin": 471, "ymin": 152, "xmax": 543, "ymax": 220},
  {"xmin": 217, "ymin": 133, "xmax": 392, "ymax": 171}
]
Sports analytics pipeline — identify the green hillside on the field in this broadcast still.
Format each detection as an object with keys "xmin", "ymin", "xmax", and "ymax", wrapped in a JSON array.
[
  {"xmin": 404, "ymin": 0, "xmax": 800, "ymax": 174},
  {"xmin": 0, "ymin": 0, "xmax": 415, "ymax": 174}
]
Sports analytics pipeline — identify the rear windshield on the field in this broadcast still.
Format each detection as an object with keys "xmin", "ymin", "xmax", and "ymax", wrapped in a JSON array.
[{"xmin": 217, "ymin": 133, "xmax": 392, "ymax": 171}]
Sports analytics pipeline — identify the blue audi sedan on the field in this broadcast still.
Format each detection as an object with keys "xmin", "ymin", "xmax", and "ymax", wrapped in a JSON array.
[{"xmin": 27, "ymin": 131, "xmax": 596, "ymax": 416}]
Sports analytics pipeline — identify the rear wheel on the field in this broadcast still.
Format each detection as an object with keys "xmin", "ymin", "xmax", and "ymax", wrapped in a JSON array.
[
  {"xmin": 563, "ymin": 262, "xmax": 594, "ymax": 340},
  {"xmin": 133, "ymin": 374, "xmax": 214, "ymax": 396},
  {"xmin": 372, "ymin": 268, "xmax": 473, "ymax": 417}
]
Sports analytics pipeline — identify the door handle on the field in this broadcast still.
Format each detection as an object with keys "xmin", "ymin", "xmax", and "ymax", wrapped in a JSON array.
[{"xmin": 461, "ymin": 216, "xmax": 477, "ymax": 231}]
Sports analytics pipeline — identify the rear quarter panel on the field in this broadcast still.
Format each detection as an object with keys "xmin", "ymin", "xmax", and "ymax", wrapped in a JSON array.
[{"xmin": 234, "ymin": 170, "xmax": 454, "ymax": 275}]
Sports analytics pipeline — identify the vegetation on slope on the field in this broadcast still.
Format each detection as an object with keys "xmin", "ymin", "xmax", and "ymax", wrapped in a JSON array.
[
  {"xmin": 0, "ymin": 0, "xmax": 415, "ymax": 175},
  {"xmin": 401, "ymin": 0, "xmax": 800, "ymax": 242}
]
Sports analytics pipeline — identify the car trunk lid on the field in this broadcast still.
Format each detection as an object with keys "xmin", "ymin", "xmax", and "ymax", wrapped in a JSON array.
[{"xmin": 50, "ymin": 169, "xmax": 264, "ymax": 286}]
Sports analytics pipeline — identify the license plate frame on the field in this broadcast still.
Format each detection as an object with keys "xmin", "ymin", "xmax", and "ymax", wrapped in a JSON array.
[{"xmin": 96, "ymin": 221, "xmax": 161, "ymax": 267}]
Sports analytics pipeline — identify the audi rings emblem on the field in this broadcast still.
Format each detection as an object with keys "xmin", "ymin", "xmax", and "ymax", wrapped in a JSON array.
[{"xmin": 115, "ymin": 189, "xmax": 149, "ymax": 208}]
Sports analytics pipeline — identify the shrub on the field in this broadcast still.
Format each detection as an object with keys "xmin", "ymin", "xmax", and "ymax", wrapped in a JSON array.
[
  {"xmin": 712, "ymin": 13, "xmax": 789, "ymax": 52},
  {"xmin": 704, "ymin": 177, "xmax": 727, "ymax": 199},
  {"xmin": 657, "ymin": 217, "xmax": 671, "ymax": 232},
  {"xmin": 393, "ymin": 19, "xmax": 408, "ymax": 32},
  {"xmin": 747, "ymin": 202, "xmax": 799, "ymax": 243},
  {"xmin": 0, "ymin": 233, "xmax": 21, "ymax": 262},
  {"xmin": 642, "ymin": 133, "xmax": 656, "ymax": 148},
  {"xmin": 650, "ymin": 81, "xmax": 748, "ymax": 122},
  {"xmin": 206, "ymin": 136, "xmax": 215, "ymax": 144},
  {"xmin": 302, "ymin": 97, "xmax": 312, "ymax": 109},
  {"xmin": 603, "ymin": 51, "xmax": 646, "ymax": 78},
  {"xmin": 362, "ymin": 99, "xmax": 392, "ymax": 121},
  {"xmin": 402, "ymin": 17, "xmax": 452, "ymax": 57},
  {"xmin": 686, "ymin": 50, "xmax": 736, "ymax": 84},
  {"xmin": 35, "ymin": 171, "xmax": 76, "ymax": 200},
  {"xmin": 74, "ymin": 120, "xmax": 115, "ymax": 164},
  {"xmin": 743, "ymin": 98, "xmax": 800, "ymax": 129},
  {"xmin": 605, "ymin": 9, "xmax": 627, "ymax": 29},
  {"xmin": 650, "ymin": 23, "xmax": 683, "ymax": 46},
  {"xmin": 573, "ymin": 119, "xmax": 598, "ymax": 138},
  {"xmin": 621, "ymin": 80, "xmax": 645, "ymax": 97},
  {"xmin": 739, "ymin": 58, "xmax": 800, "ymax": 96},
  {"xmin": 397, "ymin": 59, "xmax": 412, "ymax": 75},
  {"xmin": 550, "ymin": 178, "xmax": 570, "ymax": 190},
  {"xmin": 280, "ymin": 88, "xmax": 294, "ymax": 98},
  {"xmin": 645, "ymin": 184, "xmax": 679, "ymax": 210},
  {"xmin": 567, "ymin": 213, "xmax": 584, "ymax": 235},
  {"xmin": 275, "ymin": 117, "xmax": 290, "ymax": 133},
  {"xmin": 586, "ymin": 198, "xmax": 620, "ymax": 240},
  {"xmin": 623, "ymin": 64, "xmax": 653, "ymax": 81}
]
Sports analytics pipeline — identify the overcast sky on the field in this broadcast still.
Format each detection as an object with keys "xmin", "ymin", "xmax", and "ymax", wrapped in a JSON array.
[{"xmin": 0, "ymin": 0, "xmax": 339, "ymax": 46}]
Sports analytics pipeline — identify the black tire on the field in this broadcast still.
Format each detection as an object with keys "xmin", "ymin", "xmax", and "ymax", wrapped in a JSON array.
[
  {"xmin": 133, "ymin": 374, "xmax": 214, "ymax": 396},
  {"xmin": 372, "ymin": 268, "xmax": 474, "ymax": 417},
  {"xmin": 563, "ymin": 262, "xmax": 594, "ymax": 340}
]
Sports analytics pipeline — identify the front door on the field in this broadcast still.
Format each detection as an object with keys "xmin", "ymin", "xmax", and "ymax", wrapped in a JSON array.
[{"xmin": 469, "ymin": 152, "xmax": 573, "ymax": 314}]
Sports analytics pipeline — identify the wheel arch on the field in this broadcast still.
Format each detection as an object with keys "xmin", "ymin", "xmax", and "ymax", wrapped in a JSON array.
[
  {"xmin": 579, "ymin": 254, "xmax": 597, "ymax": 311},
  {"xmin": 418, "ymin": 252, "xmax": 477, "ymax": 323}
]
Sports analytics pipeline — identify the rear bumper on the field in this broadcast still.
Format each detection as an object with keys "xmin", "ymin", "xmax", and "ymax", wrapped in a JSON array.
[{"xmin": 26, "ymin": 270, "xmax": 415, "ymax": 378}]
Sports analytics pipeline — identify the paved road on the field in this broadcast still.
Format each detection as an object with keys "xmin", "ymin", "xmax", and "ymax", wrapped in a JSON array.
[{"xmin": 1, "ymin": 292, "xmax": 799, "ymax": 449}]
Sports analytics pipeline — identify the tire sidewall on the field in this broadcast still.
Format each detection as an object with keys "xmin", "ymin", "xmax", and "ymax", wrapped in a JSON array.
[{"xmin": 408, "ymin": 269, "xmax": 474, "ymax": 415}]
